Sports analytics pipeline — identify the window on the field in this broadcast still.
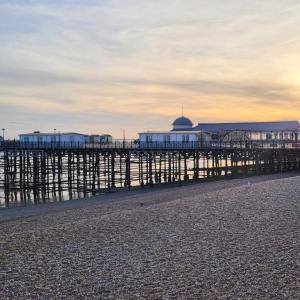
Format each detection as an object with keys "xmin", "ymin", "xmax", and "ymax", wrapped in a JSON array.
[
  {"xmin": 266, "ymin": 133, "xmax": 272, "ymax": 140},
  {"xmin": 182, "ymin": 135, "xmax": 189, "ymax": 143},
  {"xmin": 146, "ymin": 135, "xmax": 152, "ymax": 143},
  {"xmin": 163, "ymin": 135, "xmax": 170, "ymax": 143}
]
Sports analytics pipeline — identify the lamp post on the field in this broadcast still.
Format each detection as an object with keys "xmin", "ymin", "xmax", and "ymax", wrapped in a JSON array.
[{"xmin": 2, "ymin": 128, "xmax": 5, "ymax": 141}]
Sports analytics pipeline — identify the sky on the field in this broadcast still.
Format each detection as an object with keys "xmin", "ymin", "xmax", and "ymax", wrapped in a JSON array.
[{"xmin": 1, "ymin": 0, "xmax": 300, "ymax": 139}]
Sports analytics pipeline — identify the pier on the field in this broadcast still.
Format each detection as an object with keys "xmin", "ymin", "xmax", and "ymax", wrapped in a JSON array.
[{"xmin": 1, "ymin": 140, "xmax": 300, "ymax": 207}]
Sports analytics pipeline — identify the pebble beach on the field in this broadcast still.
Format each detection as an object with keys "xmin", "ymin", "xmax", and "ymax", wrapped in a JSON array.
[{"xmin": 1, "ymin": 173, "xmax": 299, "ymax": 299}]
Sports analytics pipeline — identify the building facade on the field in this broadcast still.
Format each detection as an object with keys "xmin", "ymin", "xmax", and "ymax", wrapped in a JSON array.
[
  {"xmin": 194, "ymin": 121, "xmax": 299, "ymax": 142},
  {"xmin": 19, "ymin": 132, "xmax": 89, "ymax": 144},
  {"xmin": 139, "ymin": 116, "xmax": 300, "ymax": 147},
  {"xmin": 139, "ymin": 131, "xmax": 211, "ymax": 144},
  {"xmin": 139, "ymin": 117, "xmax": 211, "ymax": 147},
  {"xmin": 89, "ymin": 134, "xmax": 113, "ymax": 144}
]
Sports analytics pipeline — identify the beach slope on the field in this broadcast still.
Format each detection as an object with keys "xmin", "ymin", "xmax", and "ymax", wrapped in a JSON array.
[{"xmin": 1, "ymin": 174, "xmax": 299, "ymax": 299}]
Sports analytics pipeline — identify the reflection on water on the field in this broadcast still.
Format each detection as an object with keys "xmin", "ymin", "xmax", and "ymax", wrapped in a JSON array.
[
  {"xmin": 0, "ymin": 186, "xmax": 102, "ymax": 208},
  {"xmin": 0, "ymin": 151, "xmax": 239, "ymax": 208}
]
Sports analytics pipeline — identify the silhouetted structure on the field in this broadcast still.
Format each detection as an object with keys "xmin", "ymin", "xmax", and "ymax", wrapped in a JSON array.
[{"xmin": 1, "ymin": 140, "xmax": 300, "ymax": 207}]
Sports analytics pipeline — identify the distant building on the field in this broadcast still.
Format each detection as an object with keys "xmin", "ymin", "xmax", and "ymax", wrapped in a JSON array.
[
  {"xmin": 89, "ymin": 135, "xmax": 100, "ymax": 143},
  {"xmin": 89, "ymin": 134, "xmax": 113, "ymax": 144},
  {"xmin": 100, "ymin": 134, "xmax": 113, "ymax": 143},
  {"xmin": 194, "ymin": 121, "xmax": 300, "ymax": 142},
  {"xmin": 139, "ymin": 131, "xmax": 211, "ymax": 144},
  {"xmin": 19, "ymin": 132, "xmax": 89, "ymax": 144},
  {"xmin": 139, "ymin": 117, "xmax": 211, "ymax": 146},
  {"xmin": 139, "ymin": 116, "xmax": 300, "ymax": 146}
]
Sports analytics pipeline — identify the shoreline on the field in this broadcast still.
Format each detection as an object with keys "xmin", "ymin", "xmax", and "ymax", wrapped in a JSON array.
[{"xmin": 1, "ymin": 171, "xmax": 299, "ymax": 222}]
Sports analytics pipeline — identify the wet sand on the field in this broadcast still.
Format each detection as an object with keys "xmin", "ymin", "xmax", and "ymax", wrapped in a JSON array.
[{"xmin": 1, "ymin": 172, "xmax": 299, "ymax": 299}]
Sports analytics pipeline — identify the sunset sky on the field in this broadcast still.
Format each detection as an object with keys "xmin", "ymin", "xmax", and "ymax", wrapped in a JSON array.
[{"xmin": 1, "ymin": 0, "xmax": 300, "ymax": 139}]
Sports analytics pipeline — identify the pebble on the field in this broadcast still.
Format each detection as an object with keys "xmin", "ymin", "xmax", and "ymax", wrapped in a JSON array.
[{"xmin": 0, "ymin": 174, "xmax": 299, "ymax": 299}]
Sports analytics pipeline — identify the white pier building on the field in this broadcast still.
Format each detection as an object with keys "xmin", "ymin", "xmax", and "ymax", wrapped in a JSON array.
[{"xmin": 139, "ymin": 116, "xmax": 211, "ymax": 146}]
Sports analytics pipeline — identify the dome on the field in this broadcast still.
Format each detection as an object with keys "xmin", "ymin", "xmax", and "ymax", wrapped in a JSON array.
[
  {"xmin": 172, "ymin": 116, "xmax": 193, "ymax": 127},
  {"xmin": 172, "ymin": 116, "xmax": 193, "ymax": 131}
]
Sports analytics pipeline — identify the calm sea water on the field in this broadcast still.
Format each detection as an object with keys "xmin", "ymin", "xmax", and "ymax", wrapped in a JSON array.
[{"xmin": 0, "ymin": 156, "xmax": 236, "ymax": 208}]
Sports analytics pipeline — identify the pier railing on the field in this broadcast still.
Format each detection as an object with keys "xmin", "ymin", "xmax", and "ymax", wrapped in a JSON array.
[{"xmin": 0, "ymin": 139, "xmax": 299, "ymax": 150}]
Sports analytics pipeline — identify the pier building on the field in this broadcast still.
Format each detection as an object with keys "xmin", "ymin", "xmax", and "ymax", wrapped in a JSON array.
[
  {"xmin": 195, "ymin": 121, "xmax": 300, "ymax": 142},
  {"xmin": 139, "ymin": 130, "xmax": 211, "ymax": 146},
  {"xmin": 139, "ymin": 116, "xmax": 210, "ymax": 146},
  {"xmin": 19, "ymin": 132, "xmax": 89, "ymax": 144},
  {"xmin": 140, "ymin": 116, "xmax": 300, "ymax": 145},
  {"xmin": 19, "ymin": 132, "xmax": 114, "ymax": 145},
  {"xmin": 89, "ymin": 134, "xmax": 113, "ymax": 144}
]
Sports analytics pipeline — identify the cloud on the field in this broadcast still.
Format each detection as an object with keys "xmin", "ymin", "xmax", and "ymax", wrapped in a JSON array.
[
  {"xmin": 1, "ymin": 0, "xmax": 300, "ymax": 138},
  {"xmin": 0, "ymin": 102, "xmax": 171, "ymax": 139},
  {"xmin": 0, "ymin": 67, "xmax": 83, "ymax": 86}
]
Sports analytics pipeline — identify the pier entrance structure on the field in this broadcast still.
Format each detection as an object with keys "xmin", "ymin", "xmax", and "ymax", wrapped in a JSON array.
[{"xmin": 1, "ymin": 140, "xmax": 300, "ymax": 207}]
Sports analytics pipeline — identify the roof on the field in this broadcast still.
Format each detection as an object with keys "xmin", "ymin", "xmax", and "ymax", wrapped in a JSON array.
[
  {"xmin": 139, "ymin": 131, "xmax": 202, "ymax": 134},
  {"xmin": 172, "ymin": 116, "xmax": 193, "ymax": 127},
  {"xmin": 193, "ymin": 121, "xmax": 300, "ymax": 132},
  {"xmin": 19, "ymin": 132, "xmax": 88, "ymax": 136}
]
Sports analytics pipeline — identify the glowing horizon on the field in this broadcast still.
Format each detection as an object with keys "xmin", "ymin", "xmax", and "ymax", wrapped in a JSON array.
[{"xmin": 1, "ymin": 1, "xmax": 300, "ymax": 139}]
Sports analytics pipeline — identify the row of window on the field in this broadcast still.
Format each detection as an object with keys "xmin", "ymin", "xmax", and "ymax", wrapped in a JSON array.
[
  {"xmin": 265, "ymin": 132, "xmax": 298, "ymax": 140},
  {"xmin": 21, "ymin": 136, "xmax": 77, "ymax": 143},
  {"xmin": 145, "ymin": 135, "xmax": 190, "ymax": 143},
  {"xmin": 144, "ymin": 132, "xmax": 299, "ymax": 143}
]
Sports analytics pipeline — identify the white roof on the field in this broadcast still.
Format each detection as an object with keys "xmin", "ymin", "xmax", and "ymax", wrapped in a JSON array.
[
  {"xmin": 19, "ymin": 132, "xmax": 88, "ymax": 136},
  {"xmin": 139, "ymin": 131, "xmax": 202, "ymax": 134}
]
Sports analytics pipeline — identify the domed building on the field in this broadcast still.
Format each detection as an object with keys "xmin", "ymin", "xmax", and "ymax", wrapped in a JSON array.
[
  {"xmin": 139, "ymin": 116, "xmax": 211, "ymax": 147},
  {"xmin": 172, "ymin": 116, "xmax": 193, "ymax": 131},
  {"xmin": 138, "ymin": 114, "xmax": 299, "ymax": 148}
]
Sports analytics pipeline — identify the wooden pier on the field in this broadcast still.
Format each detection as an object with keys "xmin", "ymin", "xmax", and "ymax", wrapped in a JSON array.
[{"xmin": 1, "ymin": 141, "xmax": 300, "ymax": 207}]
